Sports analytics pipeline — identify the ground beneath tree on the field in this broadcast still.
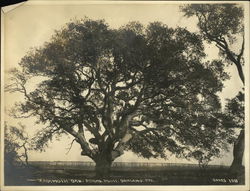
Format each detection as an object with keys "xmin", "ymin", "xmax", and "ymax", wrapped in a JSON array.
[{"xmin": 5, "ymin": 165, "xmax": 244, "ymax": 186}]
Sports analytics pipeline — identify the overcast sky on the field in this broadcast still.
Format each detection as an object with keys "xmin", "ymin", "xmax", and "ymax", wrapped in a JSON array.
[{"xmin": 3, "ymin": 2, "xmax": 245, "ymax": 165}]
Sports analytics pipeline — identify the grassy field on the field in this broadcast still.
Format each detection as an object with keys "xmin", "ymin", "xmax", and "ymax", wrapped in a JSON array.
[{"xmin": 4, "ymin": 162, "xmax": 245, "ymax": 186}]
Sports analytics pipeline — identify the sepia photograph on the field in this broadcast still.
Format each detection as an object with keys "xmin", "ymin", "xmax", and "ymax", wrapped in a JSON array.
[{"xmin": 1, "ymin": 1, "xmax": 249, "ymax": 190}]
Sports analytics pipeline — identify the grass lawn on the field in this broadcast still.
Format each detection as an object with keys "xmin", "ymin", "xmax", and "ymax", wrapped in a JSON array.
[{"xmin": 4, "ymin": 164, "xmax": 244, "ymax": 186}]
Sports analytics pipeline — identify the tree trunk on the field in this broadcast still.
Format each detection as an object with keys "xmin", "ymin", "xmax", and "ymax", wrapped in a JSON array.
[
  {"xmin": 230, "ymin": 129, "xmax": 244, "ymax": 174},
  {"xmin": 92, "ymin": 132, "xmax": 132, "ymax": 178},
  {"xmin": 94, "ymin": 155, "xmax": 112, "ymax": 178}
]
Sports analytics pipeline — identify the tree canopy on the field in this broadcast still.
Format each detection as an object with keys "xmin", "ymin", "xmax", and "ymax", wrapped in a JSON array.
[
  {"xmin": 6, "ymin": 18, "xmax": 232, "ymax": 176},
  {"xmin": 181, "ymin": 4, "xmax": 244, "ymax": 84},
  {"xmin": 181, "ymin": 3, "xmax": 245, "ymax": 175}
]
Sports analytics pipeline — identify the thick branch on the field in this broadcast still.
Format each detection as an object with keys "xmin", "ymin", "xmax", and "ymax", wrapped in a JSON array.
[
  {"xmin": 62, "ymin": 124, "xmax": 93, "ymax": 158},
  {"xmin": 237, "ymin": 37, "xmax": 244, "ymax": 63},
  {"xmin": 111, "ymin": 132, "xmax": 133, "ymax": 160}
]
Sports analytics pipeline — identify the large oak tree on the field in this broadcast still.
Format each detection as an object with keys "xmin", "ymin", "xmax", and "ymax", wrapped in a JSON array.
[{"xmin": 6, "ymin": 19, "xmax": 232, "ymax": 177}]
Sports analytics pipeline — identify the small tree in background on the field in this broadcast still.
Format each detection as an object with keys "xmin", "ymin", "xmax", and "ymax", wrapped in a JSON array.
[
  {"xmin": 6, "ymin": 19, "xmax": 233, "ymax": 177},
  {"xmin": 4, "ymin": 123, "xmax": 30, "ymax": 168},
  {"xmin": 191, "ymin": 150, "xmax": 213, "ymax": 170}
]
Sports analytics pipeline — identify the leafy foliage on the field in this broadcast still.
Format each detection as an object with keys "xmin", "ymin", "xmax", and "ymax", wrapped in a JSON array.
[
  {"xmin": 182, "ymin": 4, "xmax": 243, "ymax": 39},
  {"xmin": 181, "ymin": 4, "xmax": 245, "ymax": 172},
  {"xmin": 6, "ymin": 18, "xmax": 231, "ymax": 165},
  {"xmin": 4, "ymin": 123, "xmax": 30, "ymax": 167},
  {"xmin": 181, "ymin": 4, "xmax": 245, "ymax": 83},
  {"xmin": 224, "ymin": 91, "xmax": 244, "ymax": 130}
]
